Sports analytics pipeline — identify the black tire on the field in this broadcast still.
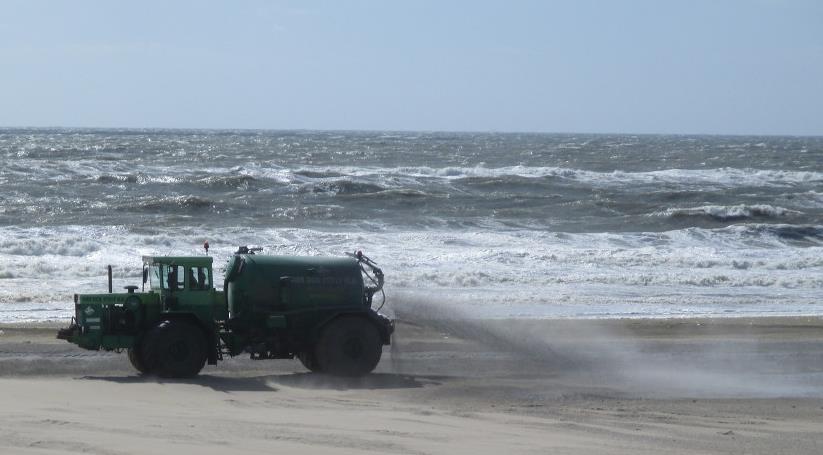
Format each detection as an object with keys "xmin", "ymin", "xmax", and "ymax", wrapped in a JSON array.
[
  {"xmin": 127, "ymin": 344, "xmax": 151, "ymax": 375},
  {"xmin": 142, "ymin": 320, "xmax": 207, "ymax": 378},
  {"xmin": 298, "ymin": 350, "xmax": 323, "ymax": 373},
  {"xmin": 315, "ymin": 316, "xmax": 382, "ymax": 377}
]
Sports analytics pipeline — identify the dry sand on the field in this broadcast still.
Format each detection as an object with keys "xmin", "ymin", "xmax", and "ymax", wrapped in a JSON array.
[{"xmin": 1, "ymin": 316, "xmax": 823, "ymax": 454}]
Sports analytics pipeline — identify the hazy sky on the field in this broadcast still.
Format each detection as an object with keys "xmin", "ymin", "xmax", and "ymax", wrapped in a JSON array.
[{"xmin": 1, "ymin": 0, "xmax": 821, "ymax": 135}]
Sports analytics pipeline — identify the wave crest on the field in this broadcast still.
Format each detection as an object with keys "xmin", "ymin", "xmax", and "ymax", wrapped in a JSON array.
[
  {"xmin": 653, "ymin": 204, "xmax": 801, "ymax": 221},
  {"xmin": 135, "ymin": 195, "xmax": 215, "ymax": 211}
]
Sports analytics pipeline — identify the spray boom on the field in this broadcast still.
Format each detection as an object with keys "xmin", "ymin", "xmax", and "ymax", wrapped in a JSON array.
[{"xmin": 347, "ymin": 250, "xmax": 385, "ymax": 308}]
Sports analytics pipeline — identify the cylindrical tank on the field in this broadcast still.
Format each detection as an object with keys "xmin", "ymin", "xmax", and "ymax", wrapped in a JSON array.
[{"xmin": 225, "ymin": 255, "xmax": 365, "ymax": 321}]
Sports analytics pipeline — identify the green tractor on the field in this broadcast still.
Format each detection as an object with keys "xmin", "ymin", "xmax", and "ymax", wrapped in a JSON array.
[{"xmin": 57, "ymin": 247, "xmax": 393, "ymax": 378}]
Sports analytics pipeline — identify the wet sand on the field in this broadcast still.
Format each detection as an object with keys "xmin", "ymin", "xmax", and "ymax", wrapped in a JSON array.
[{"xmin": 1, "ymin": 317, "xmax": 822, "ymax": 454}]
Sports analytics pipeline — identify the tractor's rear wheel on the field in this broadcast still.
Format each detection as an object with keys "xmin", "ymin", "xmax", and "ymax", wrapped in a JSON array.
[
  {"xmin": 127, "ymin": 345, "xmax": 151, "ymax": 375},
  {"xmin": 142, "ymin": 320, "xmax": 207, "ymax": 378},
  {"xmin": 298, "ymin": 350, "xmax": 323, "ymax": 373},
  {"xmin": 315, "ymin": 316, "xmax": 382, "ymax": 377}
]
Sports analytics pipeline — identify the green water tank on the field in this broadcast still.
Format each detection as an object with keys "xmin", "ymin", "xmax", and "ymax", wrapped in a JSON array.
[{"xmin": 225, "ymin": 254, "xmax": 366, "ymax": 322}]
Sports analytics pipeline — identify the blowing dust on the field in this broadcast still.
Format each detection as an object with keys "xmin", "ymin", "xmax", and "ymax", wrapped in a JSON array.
[{"xmin": 385, "ymin": 293, "xmax": 823, "ymax": 399}]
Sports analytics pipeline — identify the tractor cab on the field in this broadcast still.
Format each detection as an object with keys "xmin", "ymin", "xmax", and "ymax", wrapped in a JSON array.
[{"xmin": 140, "ymin": 255, "xmax": 225, "ymax": 318}]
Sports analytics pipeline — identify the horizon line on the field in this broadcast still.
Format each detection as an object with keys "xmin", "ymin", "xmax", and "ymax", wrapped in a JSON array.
[{"xmin": 1, "ymin": 124, "xmax": 821, "ymax": 139}]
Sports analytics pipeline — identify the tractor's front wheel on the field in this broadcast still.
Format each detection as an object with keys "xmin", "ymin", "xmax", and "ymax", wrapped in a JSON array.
[
  {"xmin": 315, "ymin": 316, "xmax": 382, "ymax": 377},
  {"xmin": 142, "ymin": 320, "xmax": 207, "ymax": 378}
]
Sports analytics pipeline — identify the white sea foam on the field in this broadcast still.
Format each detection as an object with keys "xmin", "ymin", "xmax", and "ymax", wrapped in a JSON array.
[
  {"xmin": 64, "ymin": 161, "xmax": 815, "ymax": 190},
  {"xmin": 652, "ymin": 204, "xmax": 801, "ymax": 220},
  {"xmin": 0, "ymin": 224, "xmax": 821, "ymax": 322},
  {"xmin": 278, "ymin": 165, "xmax": 823, "ymax": 188},
  {"xmin": 15, "ymin": 156, "xmax": 823, "ymax": 193}
]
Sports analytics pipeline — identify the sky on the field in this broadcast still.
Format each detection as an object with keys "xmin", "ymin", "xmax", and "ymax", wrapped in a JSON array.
[{"xmin": 0, "ymin": 0, "xmax": 821, "ymax": 135}]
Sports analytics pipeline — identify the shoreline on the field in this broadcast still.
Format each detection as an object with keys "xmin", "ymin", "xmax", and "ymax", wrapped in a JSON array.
[{"xmin": 4, "ymin": 312, "xmax": 822, "ymax": 327}]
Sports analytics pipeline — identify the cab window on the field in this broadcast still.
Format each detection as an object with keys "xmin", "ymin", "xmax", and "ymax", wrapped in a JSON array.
[
  {"xmin": 163, "ymin": 265, "xmax": 185, "ymax": 291},
  {"xmin": 188, "ymin": 266, "xmax": 211, "ymax": 290}
]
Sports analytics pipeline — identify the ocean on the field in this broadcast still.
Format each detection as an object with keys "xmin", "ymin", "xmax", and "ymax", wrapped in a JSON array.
[{"xmin": 1, "ymin": 128, "xmax": 821, "ymax": 322}]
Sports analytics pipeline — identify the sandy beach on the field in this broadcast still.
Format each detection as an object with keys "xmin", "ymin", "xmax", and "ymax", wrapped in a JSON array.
[{"xmin": 1, "ymin": 316, "xmax": 822, "ymax": 454}]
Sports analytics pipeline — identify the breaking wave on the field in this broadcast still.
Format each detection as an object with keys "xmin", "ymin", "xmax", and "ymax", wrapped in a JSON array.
[
  {"xmin": 195, "ymin": 174, "xmax": 257, "ymax": 189},
  {"xmin": 307, "ymin": 180, "xmax": 386, "ymax": 195},
  {"xmin": 653, "ymin": 204, "xmax": 801, "ymax": 221},
  {"xmin": 133, "ymin": 195, "xmax": 217, "ymax": 211},
  {"xmin": 280, "ymin": 165, "xmax": 823, "ymax": 188}
]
